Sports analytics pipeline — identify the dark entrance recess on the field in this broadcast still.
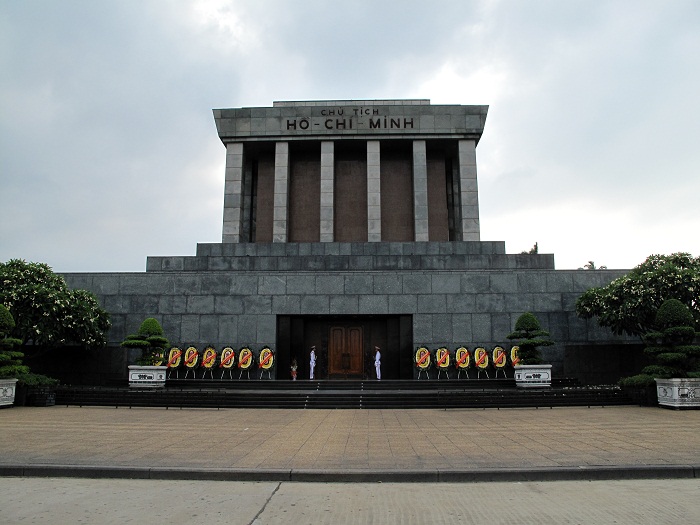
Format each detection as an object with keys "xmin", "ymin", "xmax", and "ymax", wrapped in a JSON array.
[{"xmin": 277, "ymin": 315, "xmax": 413, "ymax": 380}]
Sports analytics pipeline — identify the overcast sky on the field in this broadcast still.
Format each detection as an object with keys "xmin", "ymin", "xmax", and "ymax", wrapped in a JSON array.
[{"xmin": 2, "ymin": 0, "xmax": 699, "ymax": 272}]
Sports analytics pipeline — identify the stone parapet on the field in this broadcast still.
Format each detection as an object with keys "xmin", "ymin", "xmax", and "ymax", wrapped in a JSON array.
[{"xmin": 145, "ymin": 242, "xmax": 554, "ymax": 273}]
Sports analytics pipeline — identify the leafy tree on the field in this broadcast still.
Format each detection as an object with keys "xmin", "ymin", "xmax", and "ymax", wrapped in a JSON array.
[
  {"xmin": 0, "ymin": 259, "xmax": 110, "ymax": 347},
  {"xmin": 506, "ymin": 312, "xmax": 554, "ymax": 365},
  {"xmin": 0, "ymin": 304, "xmax": 28, "ymax": 378},
  {"xmin": 121, "ymin": 318, "xmax": 169, "ymax": 366},
  {"xmin": 576, "ymin": 253, "xmax": 700, "ymax": 338}
]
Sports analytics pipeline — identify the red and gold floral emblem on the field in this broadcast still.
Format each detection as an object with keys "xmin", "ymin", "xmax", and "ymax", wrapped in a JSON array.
[
  {"xmin": 455, "ymin": 347, "xmax": 470, "ymax": 369},
  {"xmin": 184, "ymin": 346, "xmax": 199, "ymax": 368},
  {"xmin": 493, "ymin": 346, "xmax": 507, "ymax": 369},
  {"xmin": 201, "ymin": 347, "xmax": 217, "ymax": 369},
  {"xmin": 436, "ymin": 347, "xmax": 450, "ymax": 369},
  {"xmin": 167, "ymin": 347, "xmax": 182, "ymax": 368},
  {"xmin": 474, "ymin": 347, "xmax": 489, "ymax": 369},
  {"xmin": 238, "ymin": 347, "xmax": 253, "ymax": 369},
  {"xmin": 219, "ymin": 347, "xmax": 235, "ymax": 369},
  {"xmin": 510, "ymin": 346, "xmax": 520, "ymax": 366},
  {"xmin": 259, "ymin": 347, "xmax": 274, "ymax": 369},
  {"xmin": 415, "ymin": 346, "xmax": 431, "ymax": 369}
]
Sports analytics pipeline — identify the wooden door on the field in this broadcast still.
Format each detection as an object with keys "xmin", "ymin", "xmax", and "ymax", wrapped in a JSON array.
[{"xmin": 329, "ymin": 326, "xmax": 364, "ymax": 377}]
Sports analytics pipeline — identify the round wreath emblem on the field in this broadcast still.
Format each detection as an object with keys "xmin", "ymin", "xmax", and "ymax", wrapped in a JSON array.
[
  {"xmin": 474, "ymin": 347, "xmax": 489, "ymax": 369},
  {"xmin": 152, "ymin": 351, "xmax": 165, "ymax": 367},
  {"xmin": 436, "ymin": 347, "xmax": 450, "ymax": 369},
  {"xmin": 493, "ymin": 346, "xmax": 507, "ymax": 368},
  {"xmin": 238, "ymin": 347, "xmax": 253, "ymax": 369},
  {"xmin": 510, "ymin": 346, "xmax": 520, "ymax": 366},
  {"xmin": 415, "ymin": 346, "xmax": 431, "ymax": 369},
  {"xmin": 184, "ymin": 346, "xmax": 199, "ymax": 368},
  {"xmin": 167, "ymin": 347, "xmax": 182, "ymax": 368},
  {"xmin": 219, "ymin": 347, "xmax": 236, "ymax": 369},
  {"xmin": 259, "ymin": 347, "xmax": 274, "ymax": 369},
  {"xmin": 455, "ymin": 347, "xmax": 470, "ymax": 369},
  {"xmin": 201, "ymin": 346, "xmax": 217, "ymax": 369}
]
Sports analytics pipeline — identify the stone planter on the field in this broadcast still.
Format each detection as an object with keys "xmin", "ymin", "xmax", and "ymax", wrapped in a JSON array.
[
  {"xmin": 514, "ymin": 364, "xmax": 552, "ymax": 388},
  {"xmin": 655, "ymin": 378, "xmax": 700, "ymax": 409},
  {"xmin": 128, "ymin": 365, "xmax": 167, "ymax": 388},
  {"xmin": 0, "ymin": 378, "xmax": 18, "ymax": 407}
]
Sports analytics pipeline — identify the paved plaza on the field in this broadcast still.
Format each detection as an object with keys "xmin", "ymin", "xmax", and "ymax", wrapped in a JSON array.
[{"xmin": 1, "ymin": 405, "xmax": 699, "ymax": 480}]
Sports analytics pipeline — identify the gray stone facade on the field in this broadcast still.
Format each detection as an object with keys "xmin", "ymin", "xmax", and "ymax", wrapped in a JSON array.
[
  {"xmin": 64, "ymin": 241, "xmax": 632, "ymax": 381},
  {"xmin": 60, "ymin": 100, "xmax": 636, "ymax": 384}
]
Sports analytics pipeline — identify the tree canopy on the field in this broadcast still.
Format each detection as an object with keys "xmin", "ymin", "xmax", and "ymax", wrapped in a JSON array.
[
  {"xmin": 121, "ymin": 317, "xmax": 169, "ymax": 366},
  {"xmin": 0, "ymin": 259, "xmax": 110, "ymax": 347},
  {"xmin": 506, "ymin": 312, "xmax": 554, "ymax": 365},
  {"xmin": 576, "ymin": 253, "xmax": 700, "ymax": 338}
]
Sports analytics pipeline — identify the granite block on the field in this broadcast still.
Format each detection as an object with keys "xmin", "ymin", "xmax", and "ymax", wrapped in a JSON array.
[
  {"xmin": 231, "ymin": 275, "xmax": 258, "ymax": 295},
  {"xmin": 431, "ymin": 274, "xmax": 461, "ymax": 294},
  {"xmin": 359, "ymin": 295, "xmax": 389, "ymax": 314},
  {"xmin": 471, "ymin": 314, "xmax": 492, "ymax": 342},
  {"xmin": 287, "ymin": 275, "xmax": 316, "ymax": 294},
  {"xmin": 244, "ymin": 296, "xmax": 272, "ymax": 314},
  {"xmin": 129, "ymin": 295, "xmax": 160, "ymax": 314},
  {"xmin": 187, "ymin": 295, "xmax": 215, "ymax": 314},
  {"xmin": 388, "ymin": 294, "xmax": 417, "ymax": 313},
  {"xmin": 158, "ymin": 295, "xmax": 187, "ymax": 315},
  {"xmin": 403, "ymin": 274, "xmax": 431, "ymax": 294},
  {"xmin": 201, "ymin": 275, "xmax": 233, "ymax": 294},
  {"xmin": 330, "ymin": 295, "xmax": 359, "ymax": 314},
  {"xmin": 300, "ymin": 295, "xmax": 330, "ymax": 314},
  {"xmin": 373, "ymin": 274, "xmax": 402, "ymax": 294},
  {"xmin": 344, "ymin": 275, "xmax": 373, "ymax": 294},
  {"xmin": 214, "ymin": 296, "xmax": 244, "ymax": 314},
  {"xmin": 315, "ymin": 275, "xmax": 345, "ymax": 294},
  {"xmin": 258, "ymin": 276, "xmax": 287, "ymax": 295},
  {"xmin": 416, "ymin": 295, "xmax": 446, "ymax": 313}
]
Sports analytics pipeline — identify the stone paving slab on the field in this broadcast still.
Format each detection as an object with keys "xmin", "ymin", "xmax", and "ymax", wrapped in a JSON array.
[
  {"xmin": 1, "ymin": 405, "xmax": 699, "ymax": 481},
  {"xmin": 3, "ymin": 478, "xmax": 700, "ymax": 524}
]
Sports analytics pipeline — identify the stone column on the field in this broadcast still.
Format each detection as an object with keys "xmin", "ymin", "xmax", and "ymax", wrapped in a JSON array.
[
  {"xmin": 320, "ymin": 141, "xmax": 334, "ymax": 242},
  {"xmin": 412, "ymin": 140, "xmax": 429, "ymax": 241},
  {"xmin": 458, "ymin": 139, "xmax": 481, "ymax": 241},
  {"xmin": 273, "ymin": 142, "xmax": 290, "ymax": 243},
  {"xmin": 367, "ymin": 141, "xmax": 381, "ymax": 242},
  {"xmin": 222, "ymin": 142, "xmax": 244, "ymax": 243}
]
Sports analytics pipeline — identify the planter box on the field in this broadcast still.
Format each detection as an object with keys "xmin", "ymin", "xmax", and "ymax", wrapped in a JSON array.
[
  {"xmin": 655, "ymin": 378, "xmax": 700, "ymax": 409},
  {"xmin": 0, "ymin": 378, "xmax": 18, "ymax": 407},
  {"xmin": 514, "ymin": 364, "xmax": 552, "ymax": 388},
  {"xmin": 128, "ymin": 365, "xmax": 167, "ymax": 388}
]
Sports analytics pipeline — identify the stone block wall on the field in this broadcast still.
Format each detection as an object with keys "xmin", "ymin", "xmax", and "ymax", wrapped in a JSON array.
[{"xmin": 63, "ymin": 242, "xmax": 634, "ymax": 382}]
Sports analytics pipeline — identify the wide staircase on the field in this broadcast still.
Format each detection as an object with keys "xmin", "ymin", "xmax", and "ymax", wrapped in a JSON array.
[{"xmin": 55, "ymin": 379, "xmax": 634, "ymax": 409}]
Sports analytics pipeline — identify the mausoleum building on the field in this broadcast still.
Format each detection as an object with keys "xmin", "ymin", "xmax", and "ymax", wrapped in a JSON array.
[{"xmin": 64, "ymin": 100, "xmax": 634, "ymax": 384}]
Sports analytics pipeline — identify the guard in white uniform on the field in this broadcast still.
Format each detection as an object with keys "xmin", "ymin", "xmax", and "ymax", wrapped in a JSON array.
[
  {"xmin": 309, "ymin": 346, "xmax": 317, "ymax": 380},
  {"xmin": 374, "ymin": 346, "xmax": 381, "ymax": 380}
]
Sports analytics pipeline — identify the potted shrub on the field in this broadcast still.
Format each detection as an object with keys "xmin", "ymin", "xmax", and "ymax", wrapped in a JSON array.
[
  {"xmin": 507, "ymin": 312, "xmax": 554, "ymax": 387},
  {"xmin": 0, "ymin": 304, "xmax": 27, "ymax": 407},
  {"xmin": 121, "ymin": 318, "xmax": 169, "ymax": 388},
  {"xmin": 641, "ymin": 299, "xmax": 700, "ymax": 409}
]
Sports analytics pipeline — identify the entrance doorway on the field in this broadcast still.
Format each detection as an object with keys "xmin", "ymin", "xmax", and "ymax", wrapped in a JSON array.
[
  {"xmin": 329, "ymin": 325, "xmax": 364, "ymax": 377},
  {"xmin": 276, "ymin": 315, "xmax": 413, "ymax": 380}
]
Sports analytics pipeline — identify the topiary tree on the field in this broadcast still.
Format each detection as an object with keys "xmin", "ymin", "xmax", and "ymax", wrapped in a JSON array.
[
  {"xmin": 0, "ymin": 304, "xmax": 29, "ymax": 378},
  {"xmin": 121, "ymin": 318, "xmax": 169, "ymax": 366},
  {"xmin": 623, "ymin": 299, "xmax": 700, "ymax": 386},
  {"xmin": 506, "ymin": 312, "xmax": 554, "ymax": 365}
]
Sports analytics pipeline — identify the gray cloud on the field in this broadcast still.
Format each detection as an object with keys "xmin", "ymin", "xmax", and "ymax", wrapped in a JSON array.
[{"xmin": 1, "ymin": 0, "xmax": 699, "ymax": 271}]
